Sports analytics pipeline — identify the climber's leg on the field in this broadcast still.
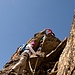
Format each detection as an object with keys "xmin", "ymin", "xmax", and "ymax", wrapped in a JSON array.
[
  {"xmin": 18, "ymin": 55, "xmax": 27, "ymax": 74},
  {"xmin": 12, "ymin": 60, "xmax": 22, "ymax": 71}
]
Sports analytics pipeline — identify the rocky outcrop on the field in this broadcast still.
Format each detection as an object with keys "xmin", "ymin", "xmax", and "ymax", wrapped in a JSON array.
[
  {"xmin": 0, "ymin": 10, "xmax": 75, "ymax": 75},
  {"xmin": 57, "ymin": 10, "xmax": 75, "ymax": 75},
  {"xmin": 0, "ymin": 29, "xmax": 62, "ymax": 75}
]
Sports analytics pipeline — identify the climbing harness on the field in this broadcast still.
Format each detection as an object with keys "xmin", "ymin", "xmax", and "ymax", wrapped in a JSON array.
[{"xmin": 29, "ymin": 57, "xmax": 39, "ymax": 75}]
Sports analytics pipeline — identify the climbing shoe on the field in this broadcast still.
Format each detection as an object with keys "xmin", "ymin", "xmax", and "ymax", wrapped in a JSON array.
[{"xmin": 8, "ymin": 69, "xmax": 15, "ymax": 75}]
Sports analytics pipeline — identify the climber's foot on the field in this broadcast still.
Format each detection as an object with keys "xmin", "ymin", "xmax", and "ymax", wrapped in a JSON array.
[{"xmin": 8, "ymin": 69, "xmax": 15, "ymax": 75}]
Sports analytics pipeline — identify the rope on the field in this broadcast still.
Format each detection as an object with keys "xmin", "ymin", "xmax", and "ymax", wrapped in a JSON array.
[
  {"xmin": 33, "ymin": 57, "xmax": 39, "ymax": 75},
  {"xmin": 29, "ymin": 57, "xmax": 39, "ymax": 75},
  {"xmin": 29, "ymin": 60, "xmax": 33, "ymax": 73}
]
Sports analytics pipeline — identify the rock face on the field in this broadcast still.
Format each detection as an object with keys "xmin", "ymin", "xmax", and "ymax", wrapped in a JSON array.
[
  {"xmin": 0, "ymin": 11, "xmax": 75, "ymax": 75},
  {"xmin": 57, "ymin": 10, "xmax": 75, "ymax": 75}
]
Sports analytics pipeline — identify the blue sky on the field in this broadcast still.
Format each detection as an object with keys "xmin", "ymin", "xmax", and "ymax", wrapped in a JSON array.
[{"xmin": 0, "ymin": 0, "xmax": 75, "ymax": 70}]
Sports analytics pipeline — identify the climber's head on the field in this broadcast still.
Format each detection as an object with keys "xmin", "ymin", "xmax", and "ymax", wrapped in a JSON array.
[
  {"xmin": 46, "ymin": 28, "xmax": 52, "ymax": 34},
  {"xmin": 31, "ymin": 41, "xmax": 35, "ymax": 46}
]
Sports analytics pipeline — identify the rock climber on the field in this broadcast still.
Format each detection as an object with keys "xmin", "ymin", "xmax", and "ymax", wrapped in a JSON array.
[
  {"xmin": 8, "ymin": 41, "xmax": 40, "ymax": 75},
  {"xmin": 46, "ymin": 28, "xmax": 55, "ymax": 36},
  {"xmin": 40, "ymin": 34, "xmax": 46, "ymax": 45},
  {"xmin": 38, "ymin": 28, "xmax": 55, "ymax": 51}
]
